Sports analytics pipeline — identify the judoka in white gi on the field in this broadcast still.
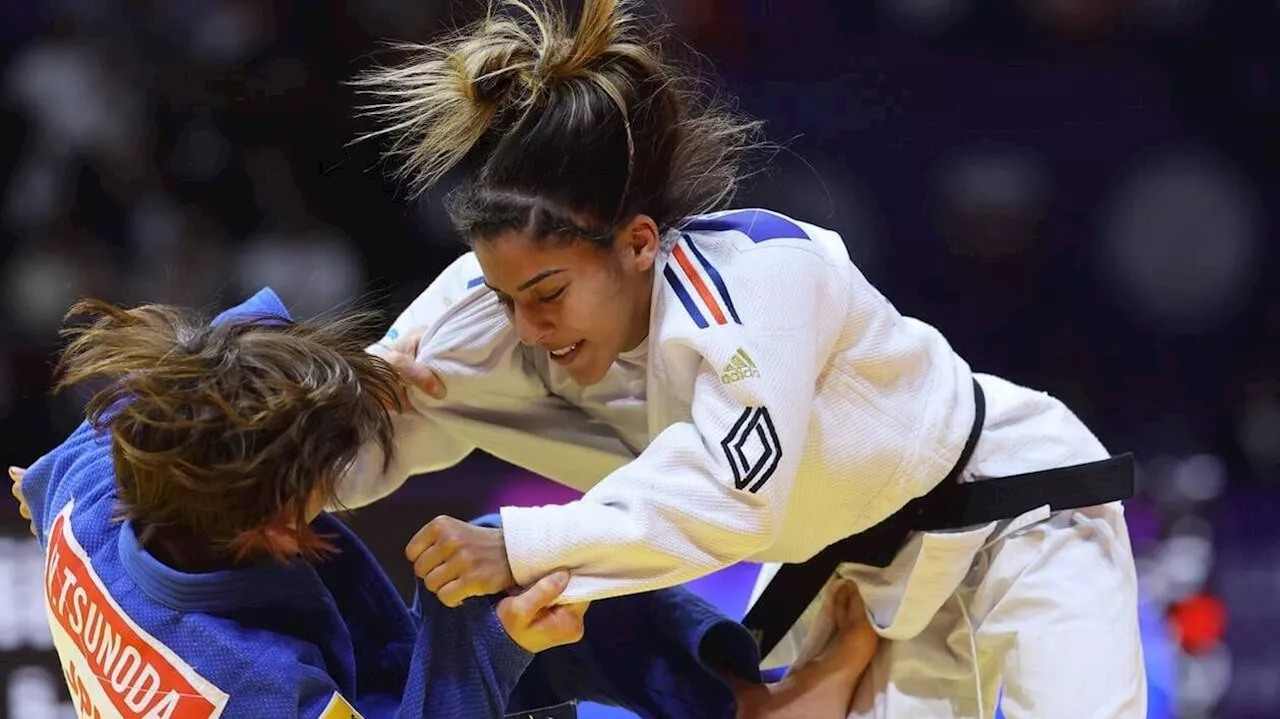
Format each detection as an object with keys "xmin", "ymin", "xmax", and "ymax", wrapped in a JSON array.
[{"xmin": 341, "ymin": 1, "xmax": 1148, "ymax": 716}]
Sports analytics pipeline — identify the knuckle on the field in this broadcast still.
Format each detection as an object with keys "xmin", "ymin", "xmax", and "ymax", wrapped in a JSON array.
[
  {"xmin": 427, "ymin": 522, "xmax": 452, "ymax": 542},
  {"xmin": 405, "ymin": 534, "xmax": 426, "ymax": 555},
  {"xmin": 414, "ymin": 553, "xmax": 436, "ymax": 574}
]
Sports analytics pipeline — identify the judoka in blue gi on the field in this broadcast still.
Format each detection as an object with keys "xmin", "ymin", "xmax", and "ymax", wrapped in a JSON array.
[{"xmin": 8, "ymin": 288, "xmax": 877, "ymax": 719}]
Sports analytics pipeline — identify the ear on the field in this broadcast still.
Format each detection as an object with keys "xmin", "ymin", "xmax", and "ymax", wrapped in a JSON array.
[{"xmin": 616, "ymin": 214, "xmax": 661, "ymax": 271}]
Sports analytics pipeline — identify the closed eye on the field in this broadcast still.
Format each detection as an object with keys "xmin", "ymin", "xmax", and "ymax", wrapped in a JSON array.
[{"xmin": 538, "ymin": 287, "xmax": 567, "ymax": 303}]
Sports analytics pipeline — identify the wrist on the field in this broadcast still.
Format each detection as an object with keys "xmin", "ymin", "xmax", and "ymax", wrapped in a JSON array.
[{"xmin": 495, "ymin": 528, "xmax": 516, "ymax": 584}]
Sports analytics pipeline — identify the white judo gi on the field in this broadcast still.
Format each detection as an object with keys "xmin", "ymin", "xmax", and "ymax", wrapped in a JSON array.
[{"xmin": 336, "ymin": 208, "xmax": 1146, "ymax": 718}]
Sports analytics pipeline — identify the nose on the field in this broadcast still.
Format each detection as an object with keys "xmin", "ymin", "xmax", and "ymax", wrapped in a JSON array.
[{"xmin": 512, "ymin": 305, "xmax": 553, "ymax": 347}]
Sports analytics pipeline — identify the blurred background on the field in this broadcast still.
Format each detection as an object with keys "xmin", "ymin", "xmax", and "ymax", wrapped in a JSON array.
[{"xmin": 0, "ymin": 0, "xmax": 1276, "ymax": 717}]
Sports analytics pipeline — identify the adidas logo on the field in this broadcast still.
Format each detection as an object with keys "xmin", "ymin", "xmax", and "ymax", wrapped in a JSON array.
[{"xmin": 720, "ymin": 348, "xmax": 760, "ymax": 384}]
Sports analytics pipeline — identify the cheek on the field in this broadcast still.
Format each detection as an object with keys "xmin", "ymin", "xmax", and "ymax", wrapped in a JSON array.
[
  {"xmin": 559, "ymin": 298, "xmax": 593, "ymax": 336},
  {"xmin": 567, "ymin": 289, "xmax": 620, "ymax": 335}
]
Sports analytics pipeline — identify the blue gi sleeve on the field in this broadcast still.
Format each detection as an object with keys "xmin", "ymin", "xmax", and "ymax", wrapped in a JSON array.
[
  {"xmin": 20, "ymin": 445, "xmax": 61, "ymax": 547},
  {"xmin": 21, "ymin": 420, "xmax": 111, "ymax": 547},
  {"xmin": 229, "ymin": 580, "xmax": 531, "ymax": 719},
  {"xmin": 397, "ymin": 588, "xmax": 534, "ymax": 718},
  {"xmin": 307, "ymin": 516, "xmax": 533, "ymax": 718},
  {"xmin": 508, "ymin": 586, "xmax": 761, "ymax": 719}
]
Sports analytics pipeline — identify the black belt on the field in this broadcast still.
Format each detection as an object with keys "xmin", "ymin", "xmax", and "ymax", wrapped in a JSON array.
[{"xmin": 741, "ymin": 379, "xmax": 1136, "ymax": 659}]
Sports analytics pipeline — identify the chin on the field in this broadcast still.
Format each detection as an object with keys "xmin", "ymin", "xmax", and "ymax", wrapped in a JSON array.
[{"xmin": 567, "ymin": 358, "xmax": 610, "ymax": 387}]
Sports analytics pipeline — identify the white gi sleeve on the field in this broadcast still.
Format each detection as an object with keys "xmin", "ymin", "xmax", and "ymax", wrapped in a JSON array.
[
  {"xmin": 332, "ymin": 410, "xmax": 474, "ymax": 510},
  {"xmin": 334, "ymin": 252, "xmax": 636, "ymax": 509},
  {"xmin": 500, "ymin": 240, "xmax": 833, "ymax": 602},
  {"xmin": 332, "ymin": 254, "xmax": 484, "ymax": 510}
]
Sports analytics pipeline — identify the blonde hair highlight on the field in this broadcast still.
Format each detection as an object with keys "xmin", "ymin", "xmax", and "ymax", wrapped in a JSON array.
[{"xmin": 353, "ymin": 0, "xmax": 763, "ymax": 237}]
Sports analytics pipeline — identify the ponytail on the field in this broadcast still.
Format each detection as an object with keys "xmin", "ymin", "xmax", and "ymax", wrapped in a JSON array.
[{"xmin": 355, "ymin": 0, "xmax": 764, "ymax": 244}]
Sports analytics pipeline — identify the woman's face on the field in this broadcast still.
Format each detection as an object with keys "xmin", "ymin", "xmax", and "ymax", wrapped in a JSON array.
[{"xmin": 473, "ymin": 215, "xmax": 660, "ymax": 386}]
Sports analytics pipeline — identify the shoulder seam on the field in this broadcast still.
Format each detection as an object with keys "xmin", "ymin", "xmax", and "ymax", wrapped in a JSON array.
[{"xmin": 663, "ymin": 234, "xmax": 742, "ymax": 329}]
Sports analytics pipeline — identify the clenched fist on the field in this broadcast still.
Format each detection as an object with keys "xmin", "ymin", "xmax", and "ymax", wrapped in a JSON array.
[{"xmin": 406, "ymin": 515, "xmax": 518, "ymax": 607}]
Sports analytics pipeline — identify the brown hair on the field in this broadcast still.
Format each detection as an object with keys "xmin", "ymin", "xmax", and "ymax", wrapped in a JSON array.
[
  {"xmin": 54, "ymin": 298, "xmax": 402, "ymax": 565},
  {"xmin": 353, "ymin": 0, "xmax": 764, "ymax": 250}
]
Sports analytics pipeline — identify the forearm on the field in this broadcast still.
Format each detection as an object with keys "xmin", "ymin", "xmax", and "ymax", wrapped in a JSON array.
[
  {"xmin": 331, "ymin": 409, "xmax": 473, "ymax": 510},
  {"xmin": 501, "ymin": 495, "xmax": 772, "ymax": 603}
]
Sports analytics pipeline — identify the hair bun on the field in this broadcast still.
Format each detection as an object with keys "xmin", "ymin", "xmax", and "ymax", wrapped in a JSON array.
[
  {"xmin": 459, "ymin": 42, "xmax": 532, "ymax": 105},
  {"xmin": 354, "ymin": 0, "xmax": 767, "ymax": 204},
  {"xmin": 471, "ymin": 69, "xmax": 518, "ymax": 104}
]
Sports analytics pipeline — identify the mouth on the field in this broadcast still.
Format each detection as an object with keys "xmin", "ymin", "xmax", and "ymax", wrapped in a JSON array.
[{"xmin": 548, "ymin": 341, "xmax": 584, "ymax": 365}]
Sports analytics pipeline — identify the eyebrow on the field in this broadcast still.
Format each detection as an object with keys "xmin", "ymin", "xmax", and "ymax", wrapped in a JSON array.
[{"xmin": 487, "ymin": 268, "xmax": 567, "ymax": 294}]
